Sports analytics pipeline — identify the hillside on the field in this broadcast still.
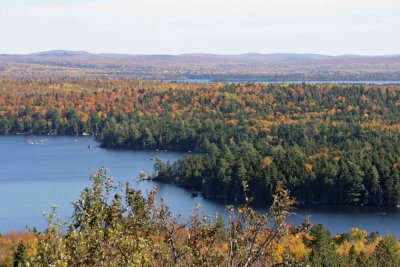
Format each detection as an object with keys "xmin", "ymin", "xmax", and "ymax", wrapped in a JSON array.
[{"xmin": 2, "ymin": 79, "xmax": 400, "ymax": 206}]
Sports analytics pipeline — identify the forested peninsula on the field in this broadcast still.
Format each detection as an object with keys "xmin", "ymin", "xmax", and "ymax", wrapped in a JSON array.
[{"xmin": 1, "ymin": 79, "xmax": 400, "ymax": 206}]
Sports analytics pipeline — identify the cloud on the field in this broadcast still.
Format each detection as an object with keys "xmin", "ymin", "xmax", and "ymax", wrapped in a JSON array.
[
  {"xmin": 6, "ymin": 0, "xmax": 397, "ymax": 30},
  {"xmin": 10, "ymin": 0, "xmax": 400, "ymax": 17}
]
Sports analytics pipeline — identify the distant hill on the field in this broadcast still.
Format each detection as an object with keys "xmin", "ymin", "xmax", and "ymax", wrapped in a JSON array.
[{"xmin": 0, "ymin": 51, "xmax": 399, "ymax": 81}]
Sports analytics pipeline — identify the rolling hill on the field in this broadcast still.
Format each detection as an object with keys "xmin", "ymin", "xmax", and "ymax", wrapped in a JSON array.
[{"xmin": 0, "ymin": 51, "xmax": 399, "ymax": 81}]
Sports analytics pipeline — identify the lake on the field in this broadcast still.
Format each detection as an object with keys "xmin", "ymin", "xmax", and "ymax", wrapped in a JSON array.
[
  {"xmin": 1, "ymin": 136, "xmax": 400, "ymax": 237},
  {"xmin": 168, "ymin": 79, "xmax": 400, "ymax": 84}
]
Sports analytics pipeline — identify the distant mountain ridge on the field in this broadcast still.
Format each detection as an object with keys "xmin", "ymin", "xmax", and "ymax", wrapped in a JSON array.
[
  {"xmin": 2, "ymin": 50, "xmax": 399, "ymax": 63},
  {"xmin": 3, "ymin": 50, "xmax": 397, "ymax": 61},
  {"xmin": 0, "ymin": 50, "xmax": 399, "ymax": 81}
]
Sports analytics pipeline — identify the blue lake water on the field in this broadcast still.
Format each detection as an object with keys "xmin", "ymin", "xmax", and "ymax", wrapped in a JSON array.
[{"xmin": 1, "ymin": 136, "xmax": 400, "ymax": 237}]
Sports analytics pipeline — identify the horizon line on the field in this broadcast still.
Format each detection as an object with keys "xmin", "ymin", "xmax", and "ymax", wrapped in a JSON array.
[{"xmin": 1, "ymin": 50, "xmax": 400, "ymax": 58}]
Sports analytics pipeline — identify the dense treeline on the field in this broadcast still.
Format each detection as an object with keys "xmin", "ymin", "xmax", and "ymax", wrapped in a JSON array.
[
  {"xmin": 1, "ymin": 79, "xmax": 400, "ymax": 206},
  {"xmin": 1, "ymin": 169, "xmax": 400, "ymax": 267}
]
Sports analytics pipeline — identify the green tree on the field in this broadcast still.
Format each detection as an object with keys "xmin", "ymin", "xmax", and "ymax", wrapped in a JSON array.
[
  {"xmin": 13, "ymin": 243, "xmax": 28, "ymax": 267},
  {"xmin": 372, "ymin": 235, "xmax": 400, "ymax": 267},
  {"xmin": 306, "ymin": 224, "xmax": 342, "ymax": 267},
  {"xmin": 364, "ymin": 165, "xmax": 382, "ymax": 205}
]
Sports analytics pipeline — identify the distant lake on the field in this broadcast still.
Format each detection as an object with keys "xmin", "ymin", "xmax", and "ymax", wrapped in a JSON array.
[
  {"xmin": 166, "ymin": 79, "xmax": 211, "ymax": 83},
  {"xmin": 265, "ymin": 81, "xmax": 400, "ymax": 85},
  {"xmin": 1, "ymin": 136, "xmax": 400, "ymax": 237},
  {"xmin": 166, "ymin": 79, "xmax": 400, "ymax": 84}
]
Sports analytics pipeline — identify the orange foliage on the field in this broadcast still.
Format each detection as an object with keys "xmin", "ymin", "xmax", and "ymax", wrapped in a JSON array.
[
  {"xmin": 0, "ymin": 232, "xmax": 36, "ymax": 264},
  {"xmin": 304, "ymin": 163, "xmax": 313, "ymax": 173}
]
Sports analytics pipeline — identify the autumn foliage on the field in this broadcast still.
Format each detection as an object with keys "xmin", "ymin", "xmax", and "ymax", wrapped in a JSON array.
[{"xmin": 1, "ymin": 80, "xmax": 400, "ymax": 206}]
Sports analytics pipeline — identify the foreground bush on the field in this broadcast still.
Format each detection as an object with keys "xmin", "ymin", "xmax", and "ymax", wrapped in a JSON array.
[
  {"xmin": 25, "ymin": 168, "xmax": 296, "ymax": 266},
  {"xmin": 2, "ymin": 168, "xmax": 400, "ymax": 266}
]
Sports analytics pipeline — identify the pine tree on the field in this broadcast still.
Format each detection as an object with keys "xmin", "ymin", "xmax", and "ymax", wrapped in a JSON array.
[{"xmin": 13, "ymin": 243, "xmax": 27, "ymax": 267}]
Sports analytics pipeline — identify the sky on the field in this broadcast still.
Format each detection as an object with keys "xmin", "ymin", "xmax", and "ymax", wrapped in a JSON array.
[{"xmin": 0, "ymin": 0, "xmax": 399, "ymax": 55}]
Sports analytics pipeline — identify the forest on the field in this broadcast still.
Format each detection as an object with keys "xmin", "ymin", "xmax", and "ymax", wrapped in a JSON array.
[
  {"xmin": 1, "ymin": 51, "xmax": 400, "ymax": 81},
  {"xmin": 1, "ymin": 79, "xmax": 400, "ymax": 206}
]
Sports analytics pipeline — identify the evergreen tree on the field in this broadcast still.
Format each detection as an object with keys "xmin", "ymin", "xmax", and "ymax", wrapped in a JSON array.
[
  {"xmin": 372, "ymin": 235, "xmax": 400, "ymax": 267},
  {"xmin": 364, "ymin": 165, "xmax": 382, "ymax": 205},
  {"xmin": 306, "ymin": 224, "xmax": 342, "ymax": 267},
  {"xmin": 13, "ymin": 243, "xmax": 27, "ymax": 267}
]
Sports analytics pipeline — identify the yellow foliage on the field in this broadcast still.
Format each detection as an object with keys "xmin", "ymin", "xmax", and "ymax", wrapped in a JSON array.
[
  {"xmin": 285, "ymin": 232, "xmax": 312, "ymax": 260},
  {"xmin": 227, "ymin": 119, "xmax": 238, "ymax": 126},
  {"xmin": 261, "ymin": 156, "xmax": 273, "ymax": 168}
]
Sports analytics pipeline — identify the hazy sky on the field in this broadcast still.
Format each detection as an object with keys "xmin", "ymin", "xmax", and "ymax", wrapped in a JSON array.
[{"xmin": 1, "ymin": 0, "xmax": 399, "ymax": 55}]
